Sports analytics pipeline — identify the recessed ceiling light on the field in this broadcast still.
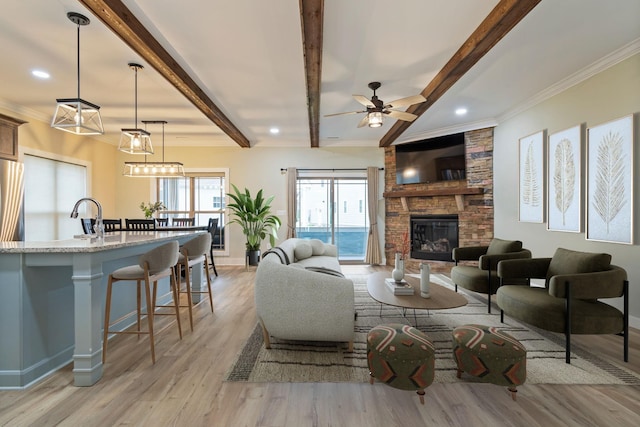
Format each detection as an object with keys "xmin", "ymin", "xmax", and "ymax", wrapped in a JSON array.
[
  {"xmin": 269, "ymin": 127, "xmax": 280, "ymax": 135},
  {"xmin": 455, "ymin": 108, "xmax": 468, "ymax": 116},
  {"xmin": 32, "ymin": 69, "xmax": 50, "ymax": 79}
]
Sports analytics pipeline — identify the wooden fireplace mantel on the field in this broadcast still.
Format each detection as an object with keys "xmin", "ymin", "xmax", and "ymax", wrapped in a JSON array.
[{"xmin": 383, "ymin": 187, "xmax": 485, "ymax": 211}]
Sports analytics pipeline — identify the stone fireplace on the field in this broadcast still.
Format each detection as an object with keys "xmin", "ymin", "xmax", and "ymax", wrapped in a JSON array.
[
  {"xmin": 384, "ymin": 127, "xmax": 494, "ymax": 273},
  {"xmin": 410, "ymin": 215, "xmax": 458, "ymax": 262}
]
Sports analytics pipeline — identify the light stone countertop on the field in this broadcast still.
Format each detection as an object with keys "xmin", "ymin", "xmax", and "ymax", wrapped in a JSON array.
[{"xmin": 0, "ymin": 230, "xmax": 205, "ymax": 254}]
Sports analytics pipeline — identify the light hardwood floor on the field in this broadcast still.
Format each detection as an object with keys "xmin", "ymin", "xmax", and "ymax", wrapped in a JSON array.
[{"xmin": 1, "ymin": 265, "xmax": 639, "ymax": 427}]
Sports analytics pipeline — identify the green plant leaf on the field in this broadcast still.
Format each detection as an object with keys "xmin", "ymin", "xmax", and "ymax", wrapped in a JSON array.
[{"xmin": 227, "ymin": 185, "xmax": 281, "ymax": 251}]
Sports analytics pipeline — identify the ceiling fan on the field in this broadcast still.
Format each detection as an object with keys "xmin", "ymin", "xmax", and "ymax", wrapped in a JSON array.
[{"xmin": 325, "ymin": 82, "xmax": 426, "ymax": 128}]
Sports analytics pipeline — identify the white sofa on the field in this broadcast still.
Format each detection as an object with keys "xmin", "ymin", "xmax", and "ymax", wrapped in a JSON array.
[{"xmin": 254, "ymin": 238, "xmax": 355, "ymax": 351}]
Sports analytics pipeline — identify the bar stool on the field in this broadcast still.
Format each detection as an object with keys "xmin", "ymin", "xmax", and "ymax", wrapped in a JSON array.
[
  {"xmin": 102, "ymin": 240, "xmax": 182, "ymax": 365},
  {"xmin": 177, "ymin": 233, "xmax": 213, "ymax": 331}
]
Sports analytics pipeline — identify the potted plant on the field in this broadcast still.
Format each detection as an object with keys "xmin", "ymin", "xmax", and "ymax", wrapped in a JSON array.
[
  {"xmin": 139, "ymin": 201, "xmax": 166, "ymax": 219},
  {"xmin": 227, "ymin": 184, "xmax": 281, "ymax": 265}
]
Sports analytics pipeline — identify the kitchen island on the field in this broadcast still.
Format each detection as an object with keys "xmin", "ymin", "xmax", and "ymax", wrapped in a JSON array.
[{"xmin": 0, "ymin": 230, "xmax": 206, "ymax": 388}]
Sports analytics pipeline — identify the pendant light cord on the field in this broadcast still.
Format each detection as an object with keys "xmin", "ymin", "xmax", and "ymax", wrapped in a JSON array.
[
  {"xmin": 76, "ymin": 22, "xmax": 81, "ymax": 99},
  {"xmin": 134, "ymin": 66, "xmax": 138, "ymax": 128},
  {"xmin": 161, "ymin": 122, "xmax": 166, "ymax": 162}
]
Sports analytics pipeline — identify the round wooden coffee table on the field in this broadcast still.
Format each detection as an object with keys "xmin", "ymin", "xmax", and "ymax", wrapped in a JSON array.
[{"xmin": 367, "ymin": 271, "xmax": 467, "ymax": 325}]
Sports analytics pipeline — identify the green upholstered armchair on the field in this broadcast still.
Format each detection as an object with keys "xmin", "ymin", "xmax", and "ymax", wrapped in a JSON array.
[
  {"xmin": 451, "ymin": 238, "xmax": 532, "ymax": 313},
  {"xmin": 497, "ymin": 248, "xmax": 629, "ymax": 364}
]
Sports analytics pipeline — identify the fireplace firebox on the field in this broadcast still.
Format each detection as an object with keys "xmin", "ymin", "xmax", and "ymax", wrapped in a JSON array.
[{"xmin": 410, "ymin": 215, "xmax": 458, "ymax": 261}]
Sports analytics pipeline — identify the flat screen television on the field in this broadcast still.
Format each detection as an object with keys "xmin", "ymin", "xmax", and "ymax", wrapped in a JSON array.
[{"xmin": 395, "ymin": 132, "xmax": 466, "ymax": 185}]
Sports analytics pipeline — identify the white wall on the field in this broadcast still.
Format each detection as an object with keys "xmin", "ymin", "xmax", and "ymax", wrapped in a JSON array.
[
  {"xmin": 117, "ymin": 145, "xmax": 386, "ymax": 265},
  {"xmin": 494, "ymin": 53, "xmax": 640, "ymax": 324}
]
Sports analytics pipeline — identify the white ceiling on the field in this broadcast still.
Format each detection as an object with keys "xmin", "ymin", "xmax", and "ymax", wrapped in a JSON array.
[{"xmin": 0, "ymin": 0, "xmax": 639, "ymax": 149}]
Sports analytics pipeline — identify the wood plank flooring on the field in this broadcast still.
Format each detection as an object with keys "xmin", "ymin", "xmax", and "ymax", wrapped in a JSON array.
[{"xmin": 1, "ymin": 265, "xmax": 639, "ymax": 426}]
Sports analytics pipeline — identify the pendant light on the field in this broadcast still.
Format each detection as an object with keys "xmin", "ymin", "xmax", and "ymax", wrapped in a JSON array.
[
  {"xmin": 118, "ymin": 63, "xmax": 153, "ymax": 154},
  {"xmin": 51, "ymin": 12, "xmax": 104, "ymax": 135},
  {"xmin": 123, "ymin": 120, "xmax": 184, "ymax": 177}
]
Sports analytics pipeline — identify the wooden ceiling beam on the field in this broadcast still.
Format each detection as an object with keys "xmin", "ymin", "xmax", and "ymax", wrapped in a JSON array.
[
  {"xmin": 379, "ymin": 0, "xmax": 541, "ymax": 147},
  {"xmin": 298, "ymin": 0, "xmax": 324, "ymax": 148},
  {"xmin": 79, "ymin": 0, "xmax": 251, "ymax": 148}
]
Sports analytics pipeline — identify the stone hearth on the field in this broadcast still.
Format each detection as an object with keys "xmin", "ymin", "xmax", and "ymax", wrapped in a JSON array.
[{"xmin": 384, "ymin": 128, "xmax": 494, "ymax": 273}]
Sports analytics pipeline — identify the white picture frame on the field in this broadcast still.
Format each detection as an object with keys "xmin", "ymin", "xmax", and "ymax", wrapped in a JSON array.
[
  {"xmin": 547, "ymin": 125, "xmax": 582, "ymax": 233},
  {"xmin": 586, "ymin": 115, "xmax": 634, "ymax": 244},
  {"xmin": 518, "ymin": 130, "xmax": 545, "ymax": 223}
]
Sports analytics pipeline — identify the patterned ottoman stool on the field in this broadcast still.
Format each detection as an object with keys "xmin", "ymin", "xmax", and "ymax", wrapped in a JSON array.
[
  {"xmin": 452, "ymin": 324, "xmax": 527, "ymax": 400},
  {"xmin": 367, "ymin": 323, "xmax": 435, "ymax": 404}
]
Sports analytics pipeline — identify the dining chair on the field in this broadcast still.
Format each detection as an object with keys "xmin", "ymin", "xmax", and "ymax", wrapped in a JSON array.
[
  {"xmin": 176, "ymin": 233, "xmax": 214, "ymax": 330},
  {"xmin": 126, "ymin": 218, "xmax": 157, "ymax": 230},
  {"xmin": 156, "ymin": 218, "xmax": 168, "ymax": 227},
  {"xmin": 102, "ymin": 240, "xmax": 182, "ymax": 365},
  {"xmin": 206, "ymin": 218, "xmax": 219, "ymax": 276},
  {"xmin": 103, "ymin": 219, "xmax": 122, "ymax": 231},
  {"xmin": 172, "ymin": 217, "xmax": 195, "ymax": 226}
]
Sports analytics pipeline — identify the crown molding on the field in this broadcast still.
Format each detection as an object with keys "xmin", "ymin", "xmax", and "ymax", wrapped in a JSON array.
[
  {"xmin": 0, "ymin": 100, "xmax": 49, "ymax": 123},
  {"xmin": 498, "ymin": 37, "xmax": 640, "ymax": 123},
  {"xmin": 396, "ymin": 118, "xmax": 499, "ymax": 144}
]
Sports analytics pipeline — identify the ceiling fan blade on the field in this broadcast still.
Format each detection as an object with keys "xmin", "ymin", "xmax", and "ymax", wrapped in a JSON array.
[
  {"xmin": 384, "ymin": 94, "xmax": 426, "ymax": 109},
  {"xmin": 386, "ymin": 110, "xmax": 418, "ymax": 122},
  {"xmin": 324, "ymin": 110, "xmax": 366, "ymax": 117},
  {"xmin": 357, "ymin": 115, "xmax": 370, "ymax": 128},
  {"xmin": 353, "ymin": 95, "xmax": 375, "ymax": 107}
]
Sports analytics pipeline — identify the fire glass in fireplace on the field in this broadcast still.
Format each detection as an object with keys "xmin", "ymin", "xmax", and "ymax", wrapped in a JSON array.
[{"xmin": 411, "ymin": 215, "xmax": 458, "ymax": 261}]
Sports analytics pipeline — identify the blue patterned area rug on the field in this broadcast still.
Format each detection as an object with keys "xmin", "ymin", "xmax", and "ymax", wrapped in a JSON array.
[{"xmin": 225, "ymin": 274, "xmax": 640, "ymax": 385}]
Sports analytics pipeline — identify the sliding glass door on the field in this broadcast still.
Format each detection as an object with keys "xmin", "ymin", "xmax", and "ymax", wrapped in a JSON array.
[{"xmin": 296, "ymin": 176, "xmax": 368, "ymax": 262}]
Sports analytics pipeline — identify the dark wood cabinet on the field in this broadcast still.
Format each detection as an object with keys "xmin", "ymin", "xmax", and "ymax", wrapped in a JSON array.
[{"xmin": 0, "ymin": 113, "xmax": 26, "ymax": 161}]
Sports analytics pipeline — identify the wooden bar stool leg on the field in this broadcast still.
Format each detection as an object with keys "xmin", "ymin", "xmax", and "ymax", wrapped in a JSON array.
[
  {"xmin": 183, "ymin": 262, "xmax": 194, "ymax": 331},
  {"xmin": 136, "ymin": 281, "xmax": 142, "ymax": 337},
  {"xmin": 171, "ymin": 269, "xmax": 183, "ymax": 339},
  {"xmin": 144, "ymin": 278, "xmax": 155, "ymax": 364},
  {"xmin": 102, "ymin": 276, "xmax": 114, "ymax": 364},
  {"xmin": 204, "ymin": 258, "xmax": 214, "ymax": 312}
]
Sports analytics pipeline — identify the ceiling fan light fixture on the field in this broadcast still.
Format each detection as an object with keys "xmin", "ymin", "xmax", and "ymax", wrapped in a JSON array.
[
  {"xmin": 51, "ymin": 12, "xmax": 104, "ymax": 135},
  {"xmin": 119, "ymin": 63, "xmax": 153, "ymax": 155},
  {"xmin": 368, "ymin": 111, "xmax": 384, "ymax": 128}
]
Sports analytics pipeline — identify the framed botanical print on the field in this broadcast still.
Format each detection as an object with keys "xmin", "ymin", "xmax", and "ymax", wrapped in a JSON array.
[
  {"xmin": 547, "ymin": 125, "xmax": 582, "ymax": 232},
  {"xmin": 519, "ymin": 130, "xmax": 545, "ymax": 223},
  {"xmin": 586, "ymin": 115, "xmax": 634, "ymax": 244}
]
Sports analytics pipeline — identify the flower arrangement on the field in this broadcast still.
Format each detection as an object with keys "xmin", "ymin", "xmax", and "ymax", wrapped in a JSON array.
[
  {"xmin": 139, "ymin": 201, "xmax": 166, "ymax": 219},
  {"xmin": 397, "ymin": 230, "xmax": 410, "ymax": 260}
]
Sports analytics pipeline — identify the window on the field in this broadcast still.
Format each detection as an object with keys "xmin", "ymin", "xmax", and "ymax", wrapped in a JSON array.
[
  {"xmin": 156, "ymin": 170, "xmax": 227, "ymax": 250},
  {"xmin": 296, "ymin": 174, "xmax": 369, "ymax": 262},
  {"xmin": 23, "ymin": 153, "xmax": 88, "ymax": 241}
]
